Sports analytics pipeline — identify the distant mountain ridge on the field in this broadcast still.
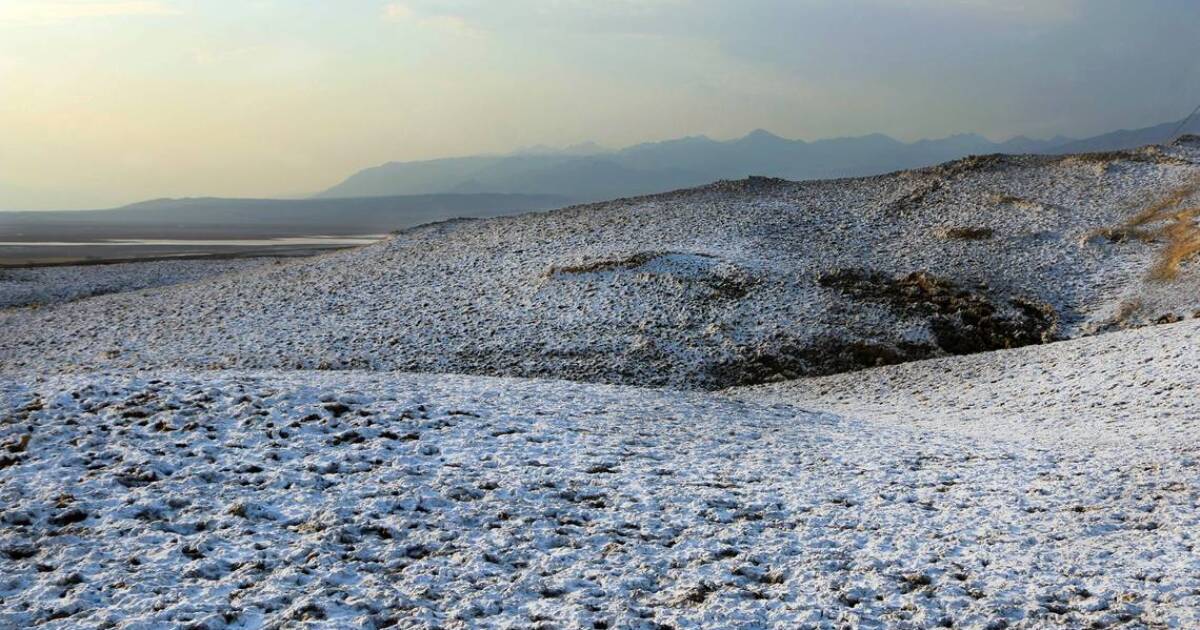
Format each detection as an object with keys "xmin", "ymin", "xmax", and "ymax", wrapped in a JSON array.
[
  {"xmin": 97, "ymin": 193, "xmax": 569, "ymax": 228},
  {"xmin": 319, "ymin": 117, "xmax": 1200, "ymax": 203}
]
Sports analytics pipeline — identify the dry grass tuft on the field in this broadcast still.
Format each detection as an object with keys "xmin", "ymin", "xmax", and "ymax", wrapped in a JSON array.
[
  {"xmin": 1150, "ymin": 207, "xmax": 1200, "ymax": 280},
  {"xmin": 1092, "ymin": 174, "xmax": 1200, "ymax": 281},
  {"xmin": 1113, "ymin": 299, "xmax": 1143, "ymax": 325},
  {"xmin": 1129, "ymin": 176, "xmax": 1200, "ymax": 228},
  {"xmin": 990, "ymin": 193, "xmax": 1026, "ymax": 205},
  {"xmin": 1058, "ymin": 147, "xmax": 1195, "ymax": 168}
]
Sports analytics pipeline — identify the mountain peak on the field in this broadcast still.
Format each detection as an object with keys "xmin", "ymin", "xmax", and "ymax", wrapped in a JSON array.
[
  {"xmin": 741, "ymin": 128, "xmax": 786, "ymax": 142},
  {"xmin": 562, "ymin": 141, "xmax": 610, "ymax": 155}
]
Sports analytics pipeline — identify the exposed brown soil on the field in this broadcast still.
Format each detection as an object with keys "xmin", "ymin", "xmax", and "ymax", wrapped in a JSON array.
[
  {"xmin": 708, "ymin": 337, "xmax": 937, "ymax": 388},
  {"xmin": 889, "ymin": 179, "xmax": 944, "ymax": 215},
  {"xmin": 817, "ymin": 269, "xmax": 1058, "ymax": 353},
  {"xmin": 938, "ymin": 226, "xmax": 994, "ymax": 240}
]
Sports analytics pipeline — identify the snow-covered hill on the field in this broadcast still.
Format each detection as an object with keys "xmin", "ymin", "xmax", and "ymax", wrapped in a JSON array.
[{"xmin": 2, "ymin": 141, "xmax": 1199, "ymax": 388}]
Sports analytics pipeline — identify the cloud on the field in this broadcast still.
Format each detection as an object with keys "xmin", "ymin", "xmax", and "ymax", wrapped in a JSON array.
[
  {"xmin": 381, "ymin": 2, "xmax": 479, "ymax": 37},
  {"xmin": 878, "ymin": 0, "xmax": 1080, "ymax": 22},
  {"xmin": 382, "ymin": 2, "xmax": 415, "ymax": 21},
  {"xmin": 0, "ymin": 1, "xmax": 180, "ymax": 25}
]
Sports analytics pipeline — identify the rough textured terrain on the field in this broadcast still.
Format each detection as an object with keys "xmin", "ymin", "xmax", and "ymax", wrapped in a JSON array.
[
  {"xmin": 0, "ymin": 259, "xmax": 277, "ymax": 310},
  {"xmin": 2, "ymin": 329, "xmax": 1198, "ymax": 629},
  {"xmin": 2, "ymin": 141, "xmax": 1199, "ymax": 387}
]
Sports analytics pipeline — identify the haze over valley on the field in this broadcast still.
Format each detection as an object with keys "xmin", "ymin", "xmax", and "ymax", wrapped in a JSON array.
[{"xmin": 6, "ymin": 115, "xmax": 1197, "ymax": 266}]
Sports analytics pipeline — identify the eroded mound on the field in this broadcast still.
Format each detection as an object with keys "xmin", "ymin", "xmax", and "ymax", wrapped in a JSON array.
[{"xmin": 546, "ymin": 251, "xmax": 756, "ymax": 302}]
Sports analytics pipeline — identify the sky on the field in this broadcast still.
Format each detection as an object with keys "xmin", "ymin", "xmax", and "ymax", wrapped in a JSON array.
[{"xmin": 0, "ymin": 0, "xmax": 1197, "ymax": 210}]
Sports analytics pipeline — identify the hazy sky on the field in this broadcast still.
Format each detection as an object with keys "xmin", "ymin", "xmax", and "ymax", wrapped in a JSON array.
[{"xmin": 1, "ymin": 0, "xmax": 1197, "ymax": 209}]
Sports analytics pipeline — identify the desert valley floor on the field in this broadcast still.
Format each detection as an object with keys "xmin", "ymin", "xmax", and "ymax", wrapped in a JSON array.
[{"xmin": 2, "ymin": 139, "xmax": 1200, "ymax": 629}]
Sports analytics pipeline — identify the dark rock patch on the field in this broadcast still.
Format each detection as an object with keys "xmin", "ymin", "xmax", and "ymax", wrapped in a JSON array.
[
  {"xmin": 3, "ymin": 545, "xmax": 39, "ymax": 561},
  {"xmin": 709, "ymin": 337, "xmax": 936, "ymax": 387},
  {"xmin": 818, "ymin": 268, "xmax": 1058, "ymax": 353},
  {"xmin": 938, "ymin": 226, "xmax": 994, "ymax": 240},
  {"xmin": 48, "ymin": 509, "xmax": 88, "ymax": 527}
]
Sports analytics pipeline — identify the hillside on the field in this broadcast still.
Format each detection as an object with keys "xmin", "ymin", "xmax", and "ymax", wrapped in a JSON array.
[
  {"xmin": 739, "ymin": 314, "xmax": 1200, "ymax": 444},
  {"xmin": 0, "ymin": 259, "xmax": 276, "ymax": 309},
  {"xmin": 317, "ymin": 117, "xmax": 1200, "ymax": 202},
  {"xmin": 2, "ymin": 139, "xmax": 1198, "ymax": 387}
]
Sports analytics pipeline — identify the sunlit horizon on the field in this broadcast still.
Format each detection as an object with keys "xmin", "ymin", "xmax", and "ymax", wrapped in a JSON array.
[{"xmin": 2, "ymin": 0, "xmax": 1197, "ymax": 209}]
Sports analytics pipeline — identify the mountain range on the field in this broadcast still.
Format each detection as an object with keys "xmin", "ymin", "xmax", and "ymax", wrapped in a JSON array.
[{"xmin": 318, "ymin": 116, "xmax": 1200, "ymax": 203}]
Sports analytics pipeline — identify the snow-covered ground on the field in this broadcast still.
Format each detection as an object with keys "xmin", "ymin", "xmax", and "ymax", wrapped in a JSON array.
[
  {"xmin": 0, "ymin": 259, "xmax": 277, "ymax": 310},
  {"xmin": 2, "ymin": 142, "xmax": 1198, "ymax": 387},
  {"xmin": 738, "ymin": 315, "xmax": 1200, "ymax": 446},
  {"xmin": 2, "ymin": 353, "xmax": 1198, "ymax": 628}
]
